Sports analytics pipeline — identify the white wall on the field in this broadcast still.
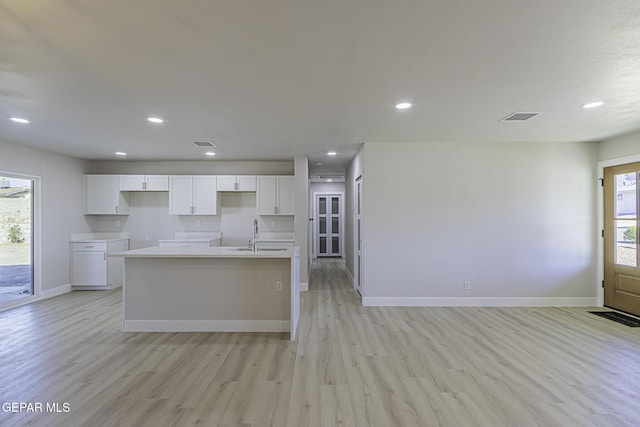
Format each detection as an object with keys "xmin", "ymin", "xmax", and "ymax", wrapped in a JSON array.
[
  {"xmin": 0, "ymin": 139, "xmax": 89, "ymax": 291},
  {"xmin": 310, "ymin": 182, "xmax": 345, "ymax": 194},
  {"xmin": 294, "ymin": 156, "xmax": 309, "ymax": 285},
  {"xmin": 360, "ymin": 141, "xmax": 599, "ymax": 305},
  {"xmin": 89, "ymin": 160, "xmax": 294, "ymax": 175},
  {"xmin": 598, "ymin": 130, "xmax": 640, "ymax": 161},
  {"xmin": 345, "ymin": 146, "xmax": 364, "ymax": 280}
]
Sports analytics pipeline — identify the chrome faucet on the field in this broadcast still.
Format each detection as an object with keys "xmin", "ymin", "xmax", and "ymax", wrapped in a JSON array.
[{"xmin": 252, "ymin": 219, "xmax": 258, "ymax": 253}]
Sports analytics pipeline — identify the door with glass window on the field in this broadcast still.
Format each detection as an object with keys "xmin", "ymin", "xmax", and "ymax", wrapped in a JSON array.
[
  {"xmin": 315, "ymin": 194, "xmax": 342, "ymax": 257},
  {"xmin": 604, "ymin": 162, "xmax": 640, "ymax": 316},
  {"xmin": 0, "ymin": 175, "xmax": 33, "ymax": 306}
]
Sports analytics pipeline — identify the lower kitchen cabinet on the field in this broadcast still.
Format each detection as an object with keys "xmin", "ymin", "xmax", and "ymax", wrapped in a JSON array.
[{"xmin": 70, "ymin": 240, "xmax": 129, "ymax": 289}]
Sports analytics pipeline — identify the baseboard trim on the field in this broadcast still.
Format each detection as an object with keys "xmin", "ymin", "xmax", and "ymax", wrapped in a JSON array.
[
  {"xmin": 361, "ymin": 296, "xmax": 599, "ymax": 307},
  {"xmin": 40, "ymin": 283, "xmax": 72, "ymax": 299},
  {"xmin": 124, "ymin": 319, "xmax": 290, "ymax": 333}
]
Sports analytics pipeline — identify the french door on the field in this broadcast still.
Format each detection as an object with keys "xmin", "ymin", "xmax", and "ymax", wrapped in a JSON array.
[
  {"xmin": 315, "ymin": 194, "xmax": 342, "ymax": 257},
  {"xmin": 604, "ymin": 162, "xmax": 640, "ymax": 316}
]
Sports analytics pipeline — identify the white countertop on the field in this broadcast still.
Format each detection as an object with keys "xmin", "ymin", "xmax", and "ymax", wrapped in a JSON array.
[
  {"xmin": 70, "ymin": 232, "xmax": 130, "ymax": 243},
  {"xmin": 111, "ymin": 246, "xmax": 299, "ymax": 259}
]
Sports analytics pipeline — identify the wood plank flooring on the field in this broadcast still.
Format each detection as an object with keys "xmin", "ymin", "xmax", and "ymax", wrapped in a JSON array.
[{"xmin": 1, "ymin": 259, "xmax": 639, "ymax": 426}]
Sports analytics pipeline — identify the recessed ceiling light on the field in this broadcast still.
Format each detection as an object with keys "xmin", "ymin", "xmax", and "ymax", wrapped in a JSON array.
[
  {"xmin": 315, "ymin": 162, "xmax": 323, "ymax": 166},
  {"xmin": 327, "ymin": 151, "xmax": 337, "ymax": 156},
  {"xmin": 205, "ymin": 151, "xmax": 216, "ymax": 156},
  {"xmin": 582, "ymin": 101, "xmax": 604, "ymax": 109},
  {"xmin": 147, "ymin": 117, "xmax": 164, "ymax": 123},
  {"xmin": 10, "ymin": 117, "xmax": 30, "ymax": 124},
  {"xmin": 115, "ymin": 152, "xmax": 127, "ymax": 156},
  {"xmin": 327, "ymin": 179, "xmax": 333, "ymax": 182},
  {"xmin": 395, "ymin": 102, "xmax": 412, "ymax": 110}
]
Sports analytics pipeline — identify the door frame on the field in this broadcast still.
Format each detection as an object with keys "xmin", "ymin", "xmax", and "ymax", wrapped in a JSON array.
[
  {"xmin": 0, "ymin": 169, "xmax": 42, "ymax": 312},
  {"xmin": 598, "ymin": 153, "xmax": 640, "ymax": 308},
  {"xmin": 354, "ymin": 175, "xmax": 363, "ymax": 295},
  {"xmin": 311, "ymin": 191, "xmax": 344, "ymax": 258}
]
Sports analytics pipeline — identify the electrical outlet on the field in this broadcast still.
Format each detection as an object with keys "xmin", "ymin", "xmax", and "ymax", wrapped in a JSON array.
[
  {"xmin": 464, "ymin": 281, "xmax": 471, "ymax": 290},
  {"xmin": 144, "ymin": 234, "xmax": 150, "ymax": 241},
  {"xmin": 115, "ymin": 219, "xmax": 121, "ymax": 227},
  {"xmin": 271, "ymin": 220, "xmax": 276, "ymax": 228},
  {"xmin": 276, "ymin": 281, "xmax": 283, "ymax": 291},
  {"xmin": 196, "ymin": 219, "xmax": 201, "ymax": 226}
]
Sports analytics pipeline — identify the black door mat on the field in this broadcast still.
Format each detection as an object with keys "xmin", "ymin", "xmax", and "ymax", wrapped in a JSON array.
[{"xmin": 589, "ymin": 311, "xmax": 640, "ymax": 327}]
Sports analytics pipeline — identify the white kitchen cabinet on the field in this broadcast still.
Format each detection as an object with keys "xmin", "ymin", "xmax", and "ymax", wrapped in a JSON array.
[
  {"xmin": 216, "ymin": 175, "xmax": 257, "ymax": 192},
  {"xmin": 85, "ymin": 175, "xmax": 130, "ymax": 215},
  {"xmin": 169, "ymin": 175, "xmax": 219, "ymax": 215},
  {"xmin": 70, "ymin": 239, "xmax": 129, "ymax": 289},
  {"xmin": 119, "ymin": 175, "xmax": 169, "ymax": 191},
  {"xmin": 257, "ymin": 176, "xmax": 295, "ymax": 215}
]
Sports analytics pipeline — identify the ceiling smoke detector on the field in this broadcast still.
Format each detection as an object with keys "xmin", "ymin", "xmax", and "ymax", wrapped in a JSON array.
[
  {"xmin": 500, "ymin": 112, "xmax": 539, "ymax": 122},
  {"xmin": 192, "ymin": 141, "xmax": 216, "ymax": 147}
]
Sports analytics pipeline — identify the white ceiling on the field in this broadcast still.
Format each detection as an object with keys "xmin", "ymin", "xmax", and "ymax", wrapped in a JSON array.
[{"xmin": 2, "ymin": 1, "xmax": 640, "ymax": 175}]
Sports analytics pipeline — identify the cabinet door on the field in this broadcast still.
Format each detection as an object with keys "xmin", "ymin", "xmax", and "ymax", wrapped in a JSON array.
[
  {"xmin": 193, "ymin": 176, "xmax": 218, "ymax": 214},
  {"xmin": 72, "ymin": 251, "xmax": 106, "ymax": 286},
  {"xmin": 119, "ymin": 175, "xmax": 145, "ymax": 191},
  {"xmin": 169, "ymin": 176, "xmax": 194, "ymax": 215},
  {"xmin": 86, "ymin": 175, "xmax": 129, "ymax": 215},
  {"xmin": 237, "ymin": 175, "xmax": 257, "ymax": 191},
  {"xmin": 257, "ymin": 176, "xmax": 277, "ymax": 215},
  {"xmin": 216, "ymin": 176, "xmax": 237, "ymax": 191},
  {"xmin": 277, "ymin": 176, "xmax": 295, "ymax": 215},
  {"xmin": 145, "ymin": 175, "xmax": 169, "ymax": 191}
]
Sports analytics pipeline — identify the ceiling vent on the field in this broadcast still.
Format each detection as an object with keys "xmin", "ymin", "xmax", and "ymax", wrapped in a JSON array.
[
  {"xmin": 192, "ymin": 141, "xmax": 216, "ymax": 147},
  {"xmin": 500, "ymin": 112, "xmax": 539, "ymax": 122}
]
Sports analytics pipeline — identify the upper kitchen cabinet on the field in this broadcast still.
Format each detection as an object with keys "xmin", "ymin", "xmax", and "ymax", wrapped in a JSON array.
[
  {"xmin": 257, "ymin": 176, "xmax": 295, "ymax": 215},
  {"xmin": 169, "ymin": 175, "xmax": 219, "ymax": 215},
  {"xmin": 216, "ymin": 175, "xmax": 257, "ymax": 192},
  {"xmin": 119, "ymin": 175, "xmax": 169, "ymax": 191},
  {"xmin": 85, "ymin": 175, "xmax": 130, "ymax": 215}
]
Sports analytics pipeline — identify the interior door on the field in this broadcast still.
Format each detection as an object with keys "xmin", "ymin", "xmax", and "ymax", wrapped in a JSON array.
[
  {"xmin": 604, "ymin": 162, "xmax": 640, "ymax": 316},
  {"xmin": 315, "ymin": 194, "xmax": 342, "ymax": 257}
]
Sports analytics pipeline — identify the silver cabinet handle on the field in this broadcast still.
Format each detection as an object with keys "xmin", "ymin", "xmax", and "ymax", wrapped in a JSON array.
[{"xmin": 116, "ymin": 205, "xmax": 118, "ymax": 214}]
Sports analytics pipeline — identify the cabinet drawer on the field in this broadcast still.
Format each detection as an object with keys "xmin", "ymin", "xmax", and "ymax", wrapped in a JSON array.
[{"xmin": 71, "ymin": 242, "xmax": 107, "ymax": 251}]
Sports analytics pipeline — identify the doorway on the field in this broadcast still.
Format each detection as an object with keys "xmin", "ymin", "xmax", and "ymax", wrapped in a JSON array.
[
  {"xmin": 0, "ymin": 174, "xmax": 34, "ymax": 306},
  {"xmin": 354, "ymin": 176, "xmax": 363, "ymax": 295},
  {"xmin": 314, "ymin": 193, "xmax": 343, "ymax": 257},
  {"xmin": 604, "ymin": 161, "xmax": 640, "ymax": 316}
]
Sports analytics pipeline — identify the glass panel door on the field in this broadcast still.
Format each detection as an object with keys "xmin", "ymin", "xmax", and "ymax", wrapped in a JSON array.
[
  {"xmin": 315, "ymin": 194, "xmax": 343, "ymax": 257},
  {"xmin": 604, "ymin": 163, "xmax": 640, "ymax": 316},
  {"xmin": 0, "ymin": 176, "xmax": 33, "ymax": 305}
]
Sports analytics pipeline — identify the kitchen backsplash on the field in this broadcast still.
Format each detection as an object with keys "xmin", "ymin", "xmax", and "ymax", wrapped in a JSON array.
[{"xmin": 84, "ymin": 192, "xmax": 293, "ymax": 249}]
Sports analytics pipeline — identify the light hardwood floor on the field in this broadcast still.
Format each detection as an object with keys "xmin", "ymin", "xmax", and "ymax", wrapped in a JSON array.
[{"xmin": 1, "ymin": 259, "xmax": 639, "ymax": 426}]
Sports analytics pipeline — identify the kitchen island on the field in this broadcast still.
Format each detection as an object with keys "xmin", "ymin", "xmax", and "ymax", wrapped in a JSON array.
[{"xmin": 110, "ymin": 246, "xmax": 300, "ymax": 340}]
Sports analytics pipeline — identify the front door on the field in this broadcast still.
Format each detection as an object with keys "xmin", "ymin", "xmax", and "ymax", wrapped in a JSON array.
[{"xmin": 604, "ymin": 162, "xmax": 640, "ymax": 316}]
